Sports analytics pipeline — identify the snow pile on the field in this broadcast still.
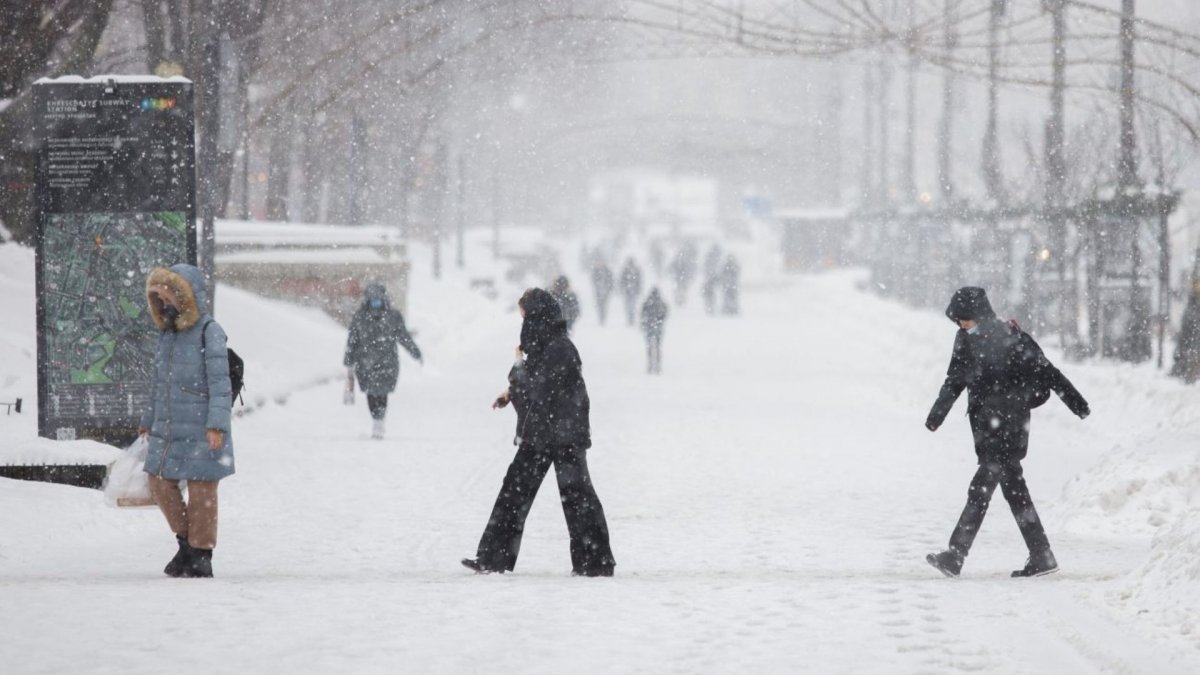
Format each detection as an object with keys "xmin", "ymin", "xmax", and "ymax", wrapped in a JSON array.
[
  {"xmin": 1117, "ymin": 503, "xmax": 1200, "ymax": 641},
  {"xmin": 1055, "ymin": 363, "xmax": 1200, "ymax": 539}
]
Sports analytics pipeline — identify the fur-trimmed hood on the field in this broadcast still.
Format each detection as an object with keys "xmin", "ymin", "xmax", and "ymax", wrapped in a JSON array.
[{"xmin": 146, "ymin": 264, "xmax": 207, "ymax": 331}]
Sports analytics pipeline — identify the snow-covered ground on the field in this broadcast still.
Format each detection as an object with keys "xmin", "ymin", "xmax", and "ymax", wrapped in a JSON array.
[{"xmin": 3, "ymin": 231, "xmax": 1200, "ymax": 674}]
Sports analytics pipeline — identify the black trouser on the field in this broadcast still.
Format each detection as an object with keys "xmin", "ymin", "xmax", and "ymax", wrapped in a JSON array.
[
  {"xmin": 367, "ymin": 394, "xmax": 388, "ymax": 420},
  {"xmin": 475, "ymin": 443, "xmax": 615, "ymax": 573},
  {"xmin": 645, "ymin": 333, "xmax": 662, "ymax": 374},
  {"xmin": 623, "ymin": 296, "xmax": 637, "ymax": 326},
  {"xmin": 948, "ymin": 457, "xmax": 1051, "ymax": 557}
]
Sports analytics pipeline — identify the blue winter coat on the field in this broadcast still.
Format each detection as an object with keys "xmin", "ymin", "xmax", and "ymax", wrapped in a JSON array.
[{"xmin": 140, "ymin": 264, "xmax": 235, "ymax": 481}]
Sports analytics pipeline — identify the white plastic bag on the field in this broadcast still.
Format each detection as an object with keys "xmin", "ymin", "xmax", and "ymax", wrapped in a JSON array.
[{"xmin": 103, "ymin": 437, "xmax": 156, "ymax": 508}]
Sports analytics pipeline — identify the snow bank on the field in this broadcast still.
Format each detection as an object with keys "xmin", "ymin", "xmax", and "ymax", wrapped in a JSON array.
[{"xmin": 1117, "ymin": 508, "xmax": 1200, "ymax": 642}]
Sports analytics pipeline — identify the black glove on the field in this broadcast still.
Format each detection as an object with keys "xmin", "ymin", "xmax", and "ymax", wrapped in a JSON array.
[
  {"xmin": 1063, "ymin": 391, "xmax": 1090, "ymax": 419},
  {"xmin": 925, "ymin": 417, "xmax": 940, "ymax": 432}
]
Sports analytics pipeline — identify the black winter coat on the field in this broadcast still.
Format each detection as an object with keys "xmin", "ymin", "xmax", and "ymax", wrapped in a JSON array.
[
  {"xmin": 344, "ymin": 305, "xmax": 422, "ymax": 394},
  {"xmin": 926, "ymin": 317, "xmax": 1089, "ymax": 459},
  {"xmin": 511, "ymin": 334, "xmax": 591, "ymax": 450},
  {"xmin": 640, "ymin": 292, "xmax": 668, "ymax": 337}
]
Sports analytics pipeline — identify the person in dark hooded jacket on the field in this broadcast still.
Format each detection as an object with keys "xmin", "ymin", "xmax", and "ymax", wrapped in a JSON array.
[
  {"xmin": 640, "ymin": 287, "xmax": 668, "ymax": 374},
  {"xmin": 344, "ymin": 283, "xmax": 422, "ymax": 439},
  {"xmin": 462, "ymin": 288, "xmax": 615, "ymax": 576},
  {"xmin": 549, "ymin": 275, "xmax": 581, "ymax": 332},
  {"xmin": 925, "ymin": 287, "xmax": 1090, "ymax": 579}
]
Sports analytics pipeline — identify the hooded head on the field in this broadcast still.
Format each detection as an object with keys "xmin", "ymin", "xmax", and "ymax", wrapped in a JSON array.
[
  {"xmin": 364, "ymin": 283, "xmax": 390, "ymax": 311},
  {"xmin": 552, "ymin": 275, "xmax": 570, "ymax": 293},
  {"xmin": 945, "ymin": 286, "xmax": 996, "ymax": 324},
  {"xmin": 146, "ymin": 264, "xmax": 207, "ymax": 331},
  {"xmin": 519, "ymin": 287, "xmax": 566, "ymax": 357}
]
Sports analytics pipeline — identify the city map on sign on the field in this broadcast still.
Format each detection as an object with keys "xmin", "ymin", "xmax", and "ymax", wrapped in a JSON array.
[{"xmin": 41, "ymin": 212, "xmax": 188, "ymax": 421}]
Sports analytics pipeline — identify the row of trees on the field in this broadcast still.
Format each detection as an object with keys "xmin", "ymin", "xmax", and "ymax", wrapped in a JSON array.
[
  {"xmin": 2, "ymin": 0, "xmax": 1200, "ymax": 376},
  {"xmin": 5, "ymin": 2, "xmax": 1200, "ymax": 239}
]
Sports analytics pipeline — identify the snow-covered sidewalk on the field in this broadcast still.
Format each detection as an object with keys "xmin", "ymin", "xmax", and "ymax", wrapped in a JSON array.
[{"xmin": 3, "ymin": 240, "xmax": 1200, "ymax": 673}]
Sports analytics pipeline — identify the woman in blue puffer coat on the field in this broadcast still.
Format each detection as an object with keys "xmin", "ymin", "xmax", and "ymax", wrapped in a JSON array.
[{"xmin": 138, "ymin": 263, "xmax": 234, "ymax": 578}]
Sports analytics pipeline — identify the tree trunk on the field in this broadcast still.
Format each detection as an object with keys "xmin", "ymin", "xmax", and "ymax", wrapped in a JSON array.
[
  {"xmin": 266, "ymin": 108, "xmax": 294, "ymax": 221},
  {"xmin": 301, "ymin": 108, "xmax": 326, "ymax": 223},
  {"xmin": 141, "ymin": 0, "xmax": 167, "ymax": 72}
]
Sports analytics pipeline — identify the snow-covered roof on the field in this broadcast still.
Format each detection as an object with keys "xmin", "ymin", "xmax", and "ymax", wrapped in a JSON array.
[
  {"xmin": 775, "ymin": 207, "xmax": 850, "ymax": 221},
  {"xmin": 215, "ymin": 219, "xmax": 404, "ymax": 248},
  {"xmin": 35, "ymin": 74, "xmax": 192, "ymax": 85},
  {"xmin": 217, "ymin": 247, "xmax": 390, "ymax": 265}
]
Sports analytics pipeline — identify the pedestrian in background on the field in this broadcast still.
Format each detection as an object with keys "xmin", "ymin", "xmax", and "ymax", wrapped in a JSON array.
[
  {"xmin": 721, "ymin": 254, "xmax": 741, "ymax": 315},
  {"xmin": 140, "ymin": 264, "xmax": 234, "ymax": 579},
  {"xmin": 591, "ymin": 259, "xmax": 615, "ymax": 325},
  {"xmin": 619, "ymin": 258, "xmax": 643, "ymax": 326},
  {"xmin": 640, "ymin": 287, "xmax": 668, "ymax": 374},
  {"xmin": 344, "ymin": 283, "xmax": 423, "ymax": 439},
  {"xmin": 550, "ymin": 275, "xmax": 581, "ymax": 332}
]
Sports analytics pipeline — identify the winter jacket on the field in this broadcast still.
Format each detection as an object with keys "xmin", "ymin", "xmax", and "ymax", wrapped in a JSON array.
[
  {"xmin": 140, "ymin": 264, "xmax": 235, "ymax": 481},
  {"xmin": 515, "ymin": 289, "xmax": 591, "ymax": 450},
  {"xmin": 549, "ymin": 280, "xmax": 580, "ymax": 331},
  {"xmin": 640, "ymin": 291, "xmax": 668, "ymax": 337},
  {"xmin": 344, "ymin": 284, "xmax": 422, "ymax": 395},
  {"xmin": 927, "ymin": 288, "xmax": 1089, "ymax": 460},
  {"xmin": 592, "ymin": 264, "xmax": 614, "ymax": 299},
  {"xmin": 620, "ymin": 261, "xmax": 643, "ymax": 298}
]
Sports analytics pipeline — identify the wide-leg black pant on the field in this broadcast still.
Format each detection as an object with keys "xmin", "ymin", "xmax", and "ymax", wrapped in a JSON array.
[
  {"xmin": 948, "ymin": 458, "xmax": 1051, "ymax": 556},
  {"xmin": 475, "ymin": 443, "xmax": 615, "ymax": 574}
]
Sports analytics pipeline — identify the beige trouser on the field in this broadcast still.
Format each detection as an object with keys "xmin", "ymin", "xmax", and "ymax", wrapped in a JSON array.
[{"xmin": 147, "ymin": 476, "xmax": 219, "ymax": 550}]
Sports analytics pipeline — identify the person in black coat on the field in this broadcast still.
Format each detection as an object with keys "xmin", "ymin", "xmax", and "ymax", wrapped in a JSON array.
[
  {"xmin": 462, "ymin": 288, "xmax": 615, "ymax": 576},
  {"xmin": 721, "ymin": 254, "xmax": 741, "ymax": 315},
  {"xmin": 619, "ymin": 258, "xmax": 643, "ymax": 326},
  {"xmin": 640, "ymin": 287, "xmax": 668, "ymax": 374},
  {"xmin": 343, "ymin": 283, "xmax": 423, "ymax": 439},
  {"xmin": 549, "ymin": 275, "xmax": 580, "ymax": 332},
  {"xmin": 591, "ymin": 260, "xmax": 615, "ymax": 325},
  {"xmin": 925, "ymin": 287, "xmax": 1090, "ymax": 578}
]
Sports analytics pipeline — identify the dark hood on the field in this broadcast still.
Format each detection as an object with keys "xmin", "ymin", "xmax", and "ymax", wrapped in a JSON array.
[
  {"xmin": 363, "ymin": 282, "xmax": 391, "ymax": 309},
  {"xmin": 945, "ymin": 287, "xmax": 996, "ymax": 323},
  {"xmin": 519, "ymin": 288, "xmax": 567, "ymax": 357}
]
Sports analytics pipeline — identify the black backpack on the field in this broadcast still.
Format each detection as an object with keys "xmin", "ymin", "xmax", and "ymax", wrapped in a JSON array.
[{"xmin": 203, "ymin": 319, "xmax": 244, "ymax": 406}]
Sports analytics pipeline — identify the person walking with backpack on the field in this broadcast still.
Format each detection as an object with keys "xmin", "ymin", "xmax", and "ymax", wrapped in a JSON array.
[
  {"xmin": 461, "ymin": 288, "xmax": 615, "ymax": 576},
  {"xmin": 924, "ymin": 287, "xmax": 1090, "ymax": 579},
  {"xmin": 138, "ymin": 264, "xmax": 234, "ymax": 578},
  {"xmin": 344, "ymin": 283, "xmax": 423, "ymax": 439}
]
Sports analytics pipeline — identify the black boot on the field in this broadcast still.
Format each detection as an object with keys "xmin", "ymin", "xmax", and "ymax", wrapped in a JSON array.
[
  {"xmin": 181, "ymin": 548, "xmax": 213, "ymax": 578},
  {"xmin": 572, "ymin": 566, "xmax": 614, "ymax": 578},
  {"xmin": 460, "ymin": 558, "xmax": 504, "ymax": 574},
  {"xmin": 164, "ymin": 535, "xmax": 193, "ymax": 578},
  {"xmin": 1011, "ymin": 549, "xmax": 1058, "ymax": 577},
  {"xmin": 926, "ymin": 549, "xmax": 964, "ymax": 578}
]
